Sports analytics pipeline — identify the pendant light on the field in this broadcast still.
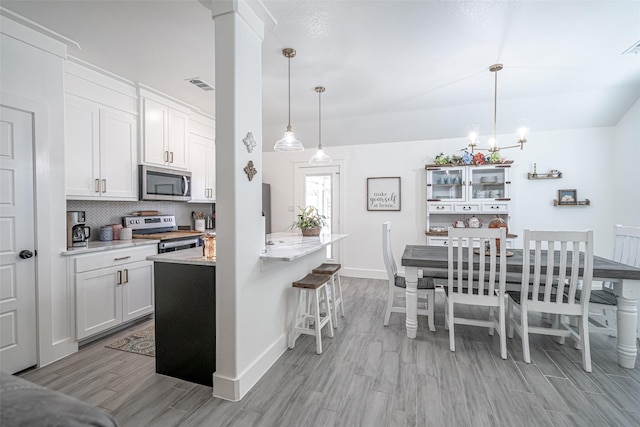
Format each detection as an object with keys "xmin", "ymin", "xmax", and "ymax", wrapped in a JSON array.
[
  {"xmin": 309, "ymin": 86, "xmax": 332, "ymax": 165},
  {"xmin": 274, "ymin": 48, "xmax": 304, "ymax": 152},
  {"xmin": 467, "ymin": 64, "xmax": 529, "ymax": 154}
]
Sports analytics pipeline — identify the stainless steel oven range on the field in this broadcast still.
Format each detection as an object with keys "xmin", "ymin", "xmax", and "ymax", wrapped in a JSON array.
[{"xmin": 122, "ymin": 214, "xmax": 203, "ymax": 253}]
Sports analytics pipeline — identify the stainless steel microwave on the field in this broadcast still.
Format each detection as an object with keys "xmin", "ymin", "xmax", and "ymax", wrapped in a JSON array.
[{"xmin": 139, "ymin": 165, "xmax": 191, "ymax": 201}]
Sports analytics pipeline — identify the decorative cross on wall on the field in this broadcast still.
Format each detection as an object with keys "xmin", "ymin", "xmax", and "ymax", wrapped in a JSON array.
[{"xmin": 244, "ymin": 160, "xmax": 257, "ymax": 181}]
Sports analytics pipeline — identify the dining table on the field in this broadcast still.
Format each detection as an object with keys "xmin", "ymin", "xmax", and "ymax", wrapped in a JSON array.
[{"xmin": 401, "ymin": 245, "xmax": 640, "ymax": 369}]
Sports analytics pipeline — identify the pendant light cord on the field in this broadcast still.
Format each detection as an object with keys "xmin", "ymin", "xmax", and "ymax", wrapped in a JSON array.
[
  {"xmin": 287, "ymin": 56, "xmax": 291, "ymax": 128},
  {"xmin": 318, "ymin": 89, "xmax": 322, "ymax": 149},
  {"xmin": 493, "ymin": 67, "xmax": 498, "ymax": 142}
]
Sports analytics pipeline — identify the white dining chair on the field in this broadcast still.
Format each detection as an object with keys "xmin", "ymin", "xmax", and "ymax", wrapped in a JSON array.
[
  {"xmin": 584, "ymin": 225, "xmax": 640, "ymax": 337},
  {"xmin": 382, "ymin": 222, "xmax": 435, "ymax": 331},
  {"xmin": 507, "ymin": 229, "xmax": 594, "ymax": 372},
  {"xmin": 445, "ymin": 227, "xmax": 508, "ymax": 359}
]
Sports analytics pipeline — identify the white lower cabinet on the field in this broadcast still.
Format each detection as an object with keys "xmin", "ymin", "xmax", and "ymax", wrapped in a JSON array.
[{"xmin": 73, "ymin": 245, "xmax": 156, "ymax": 340}]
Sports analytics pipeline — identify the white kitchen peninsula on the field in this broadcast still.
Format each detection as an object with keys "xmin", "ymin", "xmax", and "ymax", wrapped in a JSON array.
[{"xmin": 145, "ymin": 232, "xmax": 347, "ymax": 392}]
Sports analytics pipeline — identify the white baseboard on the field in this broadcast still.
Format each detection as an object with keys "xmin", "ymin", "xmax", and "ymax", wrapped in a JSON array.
[
  {"xmin": 213, "ymin": 333, "xmax": 288, "ymax": 401},
  {"xmin": 342, "ymin": 267, "xmax": 387, "ymax": 280}
]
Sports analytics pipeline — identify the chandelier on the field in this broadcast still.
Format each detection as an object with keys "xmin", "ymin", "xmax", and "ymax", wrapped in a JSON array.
[
  {"xmin": 309, "ymin": 86, "xmax": 332, "ymax": 165},
  {"xmin": 274, "ymin": 48, "xmax": 304, "ymax": 152},
  {"xmin": 468, "ymin": 64, "xmax": 529, "ymax": 153}
]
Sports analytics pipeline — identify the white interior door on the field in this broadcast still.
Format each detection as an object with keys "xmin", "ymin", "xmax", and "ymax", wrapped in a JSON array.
[
  {"xmin": 294, "ymin": 163, "xmax": 341, "ymax": 262},
  {"xmin": 0, "ymin": 105, "xmax": 37, "ymax": 373}
]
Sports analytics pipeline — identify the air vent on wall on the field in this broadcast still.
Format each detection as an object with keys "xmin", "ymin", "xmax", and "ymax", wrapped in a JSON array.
[
  {"xmin": 622, "ymin": 39, "xmax": 640, "ymax": 55},
  {"xmin": 187, "ymin": 77, "xmax": 214, "ymax": 91}
]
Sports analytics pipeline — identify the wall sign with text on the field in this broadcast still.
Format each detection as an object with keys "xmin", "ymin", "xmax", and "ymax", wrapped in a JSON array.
[{"xmin": 367, "ymin": 177, "xmax": 401, "ymax": 211}]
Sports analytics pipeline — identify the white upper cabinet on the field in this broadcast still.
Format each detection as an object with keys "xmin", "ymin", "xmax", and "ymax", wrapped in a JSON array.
[
  {"xmin": 188, "ymin": 113, "xmax": 216, "ymax": 203},
  {"xmin": 140, "ymin": 88, "xmax": 190, "ymax": 170},
  {"xmin": 189, "ymin": 133, "xmax": 215, "ymax": 202},
  {"xmin": 99, "ymin": 109, "xmax": 137, "ymax": 199},
  {"xmin": 65, "ymin": 95, "xmax": 137, "ymax": 200},
  {"xmin": 64, "ymin": 60, "xmax": 138, "ymax": 201}
]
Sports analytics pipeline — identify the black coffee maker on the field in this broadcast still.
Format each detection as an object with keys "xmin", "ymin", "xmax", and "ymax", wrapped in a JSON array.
[{"xmin": 67, "ymin": 211, "xmax": 91, "ymax": 249}]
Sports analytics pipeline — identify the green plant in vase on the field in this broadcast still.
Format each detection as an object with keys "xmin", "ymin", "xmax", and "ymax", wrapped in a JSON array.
[
  {"xmin": 434, "ymin": 152, "xmax": 450, "ymax": 165},
  {"xmin": 292, "ymin": 206, "xmax": 327, "ymax": 236}
]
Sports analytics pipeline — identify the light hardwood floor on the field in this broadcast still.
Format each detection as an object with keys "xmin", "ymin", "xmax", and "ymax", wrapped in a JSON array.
[{"xmin": 18, "ymin": 277, "xmax": 640, "ymax": 427}]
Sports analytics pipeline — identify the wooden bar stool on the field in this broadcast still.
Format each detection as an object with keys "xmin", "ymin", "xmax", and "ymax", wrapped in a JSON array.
[
  {"xmin": 312, "ymin": 263, "xmax": 344, "ymax": 328},
  {"xmin": 289, "ymin": 273, "xmax": 334, "ymax": 354}
]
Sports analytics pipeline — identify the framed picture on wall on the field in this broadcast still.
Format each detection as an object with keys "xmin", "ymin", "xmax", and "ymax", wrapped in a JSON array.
[
  {"xmin": 367, "ymin": 177, "xmax": 401, "ymax": 211},
  {"xmin": 558, "ymin": 189, "xmax": 577, "ymax": 205}
]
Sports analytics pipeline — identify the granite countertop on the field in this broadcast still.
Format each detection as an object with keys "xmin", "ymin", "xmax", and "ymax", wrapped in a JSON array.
[
  {"xmin": 61, "ymin": 239, "xmax": 159, "ymax": 256},
  {"xmin": 260, "ymin": 232, "xmax": 348, "ymax": 261},
  {"xmin": 147, "ymin": 247, "xmax": 215, "ymax": 266}
]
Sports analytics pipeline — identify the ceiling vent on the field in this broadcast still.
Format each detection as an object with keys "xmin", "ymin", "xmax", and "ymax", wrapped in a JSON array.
[
  {"xmin": 622, "ymin": 40, "xmax": 640, "ymax": 55},
  {"xmin": 187, "ymin": 77, "xmax": 214, "ymax": 91}
]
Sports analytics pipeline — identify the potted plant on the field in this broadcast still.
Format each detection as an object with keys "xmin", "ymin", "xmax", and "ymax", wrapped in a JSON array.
[{"xmin": 293, "ymin": 206, "xmax": 327, "ymax": 236}]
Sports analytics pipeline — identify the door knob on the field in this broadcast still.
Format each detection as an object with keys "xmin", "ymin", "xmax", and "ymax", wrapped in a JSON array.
[{"xmin": 19, "ymin": 250, "xmax": 33, "ymax": 259}]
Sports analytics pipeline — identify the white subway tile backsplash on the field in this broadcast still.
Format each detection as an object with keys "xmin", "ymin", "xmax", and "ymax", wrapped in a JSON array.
[{"xmin": 67, "ymin": 200, "xmax": 213, "ymax": 241}]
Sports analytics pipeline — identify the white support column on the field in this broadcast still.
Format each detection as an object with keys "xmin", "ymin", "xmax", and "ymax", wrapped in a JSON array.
[{"xmin": 211, "ymin": 1, "xmax": 266, "ymax": 401}]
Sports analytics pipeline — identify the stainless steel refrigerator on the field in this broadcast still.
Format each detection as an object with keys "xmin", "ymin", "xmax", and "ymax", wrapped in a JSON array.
[{"xmin": 262, "ymin": 183, "xmax": 271, "ymax": 235}]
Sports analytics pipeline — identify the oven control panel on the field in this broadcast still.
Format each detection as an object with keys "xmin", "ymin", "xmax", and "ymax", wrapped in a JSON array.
[{"xmin": 122, "ymin": 215, "xmax": 177, "ymax": 232}]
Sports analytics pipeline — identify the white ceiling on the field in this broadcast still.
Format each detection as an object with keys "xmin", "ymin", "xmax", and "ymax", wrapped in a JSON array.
[{"xmin": 2, "ymin": 1, "xmax": 640, "ymax": 151}]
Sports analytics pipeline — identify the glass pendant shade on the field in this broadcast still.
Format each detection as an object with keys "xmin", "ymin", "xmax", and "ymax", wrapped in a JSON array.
[
  {"xmin": 274, "ymin": 125, "xmax": 304, "ymax": 152},
  {"xmin": 274, "ymin": 48, "xmax": 304, "ymax": 152},
  {"xmin": 309, "ymin": 147, "xmax": 331, "ymax": 165},
  {"xmin": 309, "ymin": 86, "xmax": 332, "ymax": 165}
]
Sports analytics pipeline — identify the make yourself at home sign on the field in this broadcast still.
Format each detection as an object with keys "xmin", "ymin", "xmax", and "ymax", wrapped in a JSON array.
[{"xmin": 367, "ymin": 177, "xmax": 401, "ymax": 211}]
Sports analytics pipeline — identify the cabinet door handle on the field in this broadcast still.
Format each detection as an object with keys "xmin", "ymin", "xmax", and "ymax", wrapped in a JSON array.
[
  {"xmin": 164, "ymin": 151, "xmax": 169, "ymax": 162},
  {"xmin": 116, "ymin": 270, "xmax": 122, "ymax": 285},
  {"xmin": 114, "ymin": 256, "xmax": 131, "ymax": 261},
  {"xmin": 102, "ymin": 179, "xmax": 107, "ymax": 193},
  {"xmin": 95, "ymin": 179, "xmax": 100, "ymax": 193},
  {"xmin": 123, "ymin": 269, "xmax": 129, "ymax": 284},
  {"xmin": 463, "ymin": 206, "xmax": 471, "ymax": 211},
  {"xmin": 170, "ymin": 151, "xmax": 174, "ymax": 163},
  {"xmin": 436, "ymin": 206, "xmax": 444, "ymax": 210}
]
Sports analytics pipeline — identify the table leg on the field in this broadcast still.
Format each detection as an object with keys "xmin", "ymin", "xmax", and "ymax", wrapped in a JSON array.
[
  {"xmin": 615, "ymin": 279, "xmax": 640, "ymax": 369},
  {"xmin": 405, "ymin": 266, "xmax": 418, "ymax": 339}
]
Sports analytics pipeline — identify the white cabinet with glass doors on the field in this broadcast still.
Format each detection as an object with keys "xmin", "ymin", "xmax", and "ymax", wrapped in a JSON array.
[{"xmin": 425, "ymin": 162, "xmax": 514, "ymax": 247}]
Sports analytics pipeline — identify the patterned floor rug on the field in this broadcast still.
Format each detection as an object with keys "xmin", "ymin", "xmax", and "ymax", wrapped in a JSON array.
[{"xmin": 105, "ymin": 325, "xmax": 155, "ymax": 357}]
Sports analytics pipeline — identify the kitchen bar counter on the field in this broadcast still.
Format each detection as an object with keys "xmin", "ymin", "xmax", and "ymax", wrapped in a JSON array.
[
  {"xmin": 60, "ymin": 239, "xmax": 159, "ymax": 256},
  {"xmin": 146, "ymin": 247, "xmax": 215, "ymax": 266},
  {"xmin": 260, "ymin": 232, "xmax": 348, "ymax": 261}
]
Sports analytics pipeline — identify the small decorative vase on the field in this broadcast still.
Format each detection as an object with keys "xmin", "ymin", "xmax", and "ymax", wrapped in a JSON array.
[
  {"xmin": 301, "ymin": 226, "xmax": 321, "ymax": 236},
  {"xmin": 488, "ymin": 216, "xmax": 508, "ymax": 249},
  {"xmin": 99, "ymin": 226, "xmax": 113, "ymax": 241},
  {"xmin": 465, "ymin": 215, "xmax": 482, "ymax": 228}
]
